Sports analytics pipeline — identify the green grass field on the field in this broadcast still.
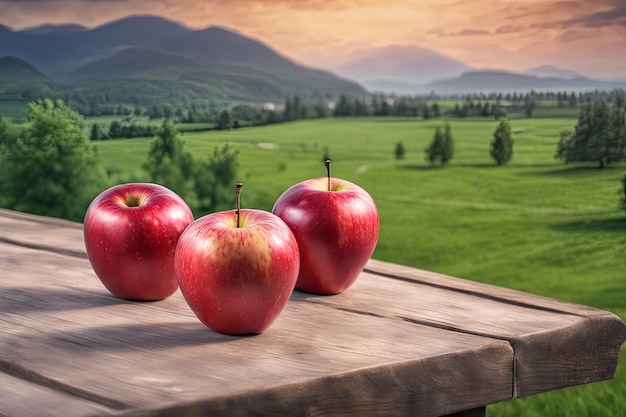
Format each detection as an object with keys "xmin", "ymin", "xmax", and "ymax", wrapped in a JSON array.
[{"xmin": 94, "ymin": 117, "xmax": 626, "ymax": 416}]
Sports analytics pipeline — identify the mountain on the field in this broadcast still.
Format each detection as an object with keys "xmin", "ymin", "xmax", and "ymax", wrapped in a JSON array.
[
  {"xmin": 19, "ymin": 24, "xmax": 86, "ymax": 35},
  {"xmin": 0, "ymin": 16, "xmax": 192, "ymax": 65},
  {"xmin": 72, "ymin": 48, "xmax": 200, "ymax": 80},
  {"xmin": 523, "ymin": 65, "xmax": 588, "ymax": 80},
  {"xmin": 424, "ymin": 70, "xmax": 616, "ymax": 94},
  {"xmin": 0, "ymin": 56, "xmax": 49, "ymax": 80},
  {"xmin": 333, "ymin": 45, "xmax": 473, "ymax": 93},
  {"xmin": 158, "ymin": 26, "xmax": 298, "ymax": 69},
  {"xmin": 0, "ymin": 15, "xmax": 366, "ymax": 104},
  {"xmin": 331, "ymin": 44, "xmax": 624, "ymax": 95}
]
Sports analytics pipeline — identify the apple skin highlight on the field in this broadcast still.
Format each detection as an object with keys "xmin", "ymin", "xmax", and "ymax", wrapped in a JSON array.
[
  {"xmin": 175, "ymin": 209, "xmax": 300, "ymax": 335},
  {"xmin": 273, "ymin": 177, "xmax": 379, "ymax": 295},
  {"xmin": 84, "ymin": 183, "xmax": 194, "ymax": 301}
]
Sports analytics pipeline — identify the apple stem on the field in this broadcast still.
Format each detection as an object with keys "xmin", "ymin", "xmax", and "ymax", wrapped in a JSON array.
[
  {"xmin": 325, "ymin": 159, "xmax": 331, "ymax": 191},
  {"xmin": 236, "ymin": 183, "xmax": 243, "ymax": 228}
]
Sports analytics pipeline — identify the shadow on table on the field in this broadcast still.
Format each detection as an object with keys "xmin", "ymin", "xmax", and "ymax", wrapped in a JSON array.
[
  {"xmin": 41, "ymin": 321, "xmax": 233, "ymax": 350},
  {"xmin": 0, "ymin": 287, "xmax": 129, "ymax": 314}
]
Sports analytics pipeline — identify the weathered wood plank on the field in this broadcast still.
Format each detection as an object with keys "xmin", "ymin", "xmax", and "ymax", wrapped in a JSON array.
[
  {"xmin": 0, "ymin": 372, "xmax": 116, "ymax": 417},
  {"xmin": 364, "ymin": 259, "xmax": 612, "ymax": 317},
  {"xmin": 1, "ymin": 208, "xmax": 625, "ymax": 416},
  {"xmin": 318, "ymin": 259, "xmax": 626, "ymax": 398},
  {"xmin": 0, "ymin": 208, "xmax": 86, "ymax": 257},
  {"xmin": 0, "ymin": 240, "xmax": 513, "ymax": 417}
]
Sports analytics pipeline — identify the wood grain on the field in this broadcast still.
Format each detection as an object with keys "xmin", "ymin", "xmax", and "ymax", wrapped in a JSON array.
[
  {"xmin": 0, "ymin": 240, "xmax": 512, "ymax": 416},
  {"xmin": 0, "ymin": 208, "xmax": 86, "ymax": 257},
  {"xmin": 0, "ymin": 373, "xmax": 115, "ymax": 417},
  {"xmin": 1, "ymin": 208, "xmax": 624, "ymax": 416},
  {"xmin": 356, "ymin": 260, "xmax": 626, "ymax": 397}
]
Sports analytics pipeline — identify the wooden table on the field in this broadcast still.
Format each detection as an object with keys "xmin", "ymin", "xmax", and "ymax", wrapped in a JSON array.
[{"xmin": 0, "ymin": 208, "xmax": 624, "ymax": 417}]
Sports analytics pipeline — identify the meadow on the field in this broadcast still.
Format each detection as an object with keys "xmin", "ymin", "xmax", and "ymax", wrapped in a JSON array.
[{"xmin": 94, "ymin": 117, "xmax": 626, "ymax": 416}]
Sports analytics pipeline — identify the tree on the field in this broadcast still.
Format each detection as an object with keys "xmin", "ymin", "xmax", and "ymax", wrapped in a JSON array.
[
  {"xmin": 493, "ymin": 102, "xmax": 507, "ymax": 120},
  {"xmin": 293, "ymin": 96, "xmax": 305, "ymax": 119},
  {"xmin": 431, "ymin": 102, "xmax": 440, "ymax": 118},
  {"xmin": 108, "ymin": 120, "xmax": 122, "ymax": 138},
  {"xmin": 379, "ymin": 99, "xmax": 391, "ymax": 116},
  {"xmin": 216, "ymin": 110, "xmax": 233, "ymax": 130},
  {"xmin": 425, "ymin": 127, "xmax": 445, "ymax": 165},
  {"xmin": 394, "ymin": 141, "xmax": 406, "ymax": 160},
  {"xmin": 283, "ymin": 97, "xmax": 294, "ymax": 121},
  {"xmin": 425, "ymin": 124, "xmax": 454, "ymax": 166},
  {"xmin": 143, "ymin": 119, "xmax": 197, "ymax": 205},
  {"xmin": 490, "ymin": 119, "xmax": 513, "ymax": 165},
  {"xmin": 619, "ymin": 174, "xmax": 626, "ymax": 213},
  {"xmin": 143, "ymin": 120, "xmax": 239, "ymax": 215},
  {"xmin": 333, "ymin": 95, "xmax": 355, "ymax": 117},
  {"xmin": 441, "ymin": 123, "xmax": 454, "ymax": 164},
  {"xmin": 232, "ymin": 104, "xmax": 262, "ymax": 122},
  {"xmin": 524, "ymin": 98, "xmax": 535, "ymax": 118},
  {"xmin": 90, "ymin": 123, "xmax": 107, "ymax": 140},
  {"xmin": 0, "ymin": 99, "xmax": 108, "ymax": 221},
  {"xmin": 556, "ymin": 101, "xmax": 626, "ymax": 168},
  {"xmin": 194, "ymin": 144, "xmax": 240, "ymax": 214},
  {"xmin": 0, "ymin": 117, "xmax": 20, "ymax": 149}
]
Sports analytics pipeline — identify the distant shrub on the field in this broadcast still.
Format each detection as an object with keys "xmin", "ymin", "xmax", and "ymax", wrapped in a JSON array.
[
  {"xmin": 395, "ymin": 141, "xmax": 405, "ymax": 160},
  {"xmin": 490, "ymin": 119, "xmax": 513, "ymax": 166}
]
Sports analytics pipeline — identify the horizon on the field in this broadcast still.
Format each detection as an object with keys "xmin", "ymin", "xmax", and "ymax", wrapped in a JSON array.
[{"xmin": 0, "ymin": 0, "xmax": 625, "ymax": 80}]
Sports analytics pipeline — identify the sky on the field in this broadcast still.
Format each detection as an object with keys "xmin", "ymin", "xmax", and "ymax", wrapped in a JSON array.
[{"xmin": 0, "ymin": 0, "xmax": 625, "ymax": 79}]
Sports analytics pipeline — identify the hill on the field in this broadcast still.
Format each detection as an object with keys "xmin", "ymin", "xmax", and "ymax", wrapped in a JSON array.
[
  {"xmin": 72, "ymin": 48, "xmax": 200, "ymax": 80},
  {"xmin": 424, "ymin": 70, "xmax": 616, "ymax": 94},
  {"xmin": 0, "ymin": 15, "xmax": 366, "ymax": 105},
  {"xmin": 331, "ymin": 45, "xmax": 624, "ymax": 95},
  {"xmin": 19, "ymin": 24, "xmax": 86, "ymax": 35},
  {"xmin": 523, "ymin": 65, "xmax": 588, "ymax": 80},
  {"xmin": 333, "ymin": 45, "xmax": 472, "ymax": 92},
  {"xmin": 0, "ymin": 56, "xmax": 49, "ymax": 80}
]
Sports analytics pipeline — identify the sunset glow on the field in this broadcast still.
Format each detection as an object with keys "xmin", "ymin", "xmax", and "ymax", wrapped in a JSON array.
[{"xmin": 1, "ymin": 0, "xmax": 624, "ymax": 79}]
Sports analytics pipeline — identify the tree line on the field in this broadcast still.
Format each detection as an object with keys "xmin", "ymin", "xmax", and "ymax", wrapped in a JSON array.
[
  {"xmin": 556, "ymin": 100, "xmax": 626, "ymax": 168},
  {"xmin": 1, "ymin": 97, "xmax": 625, "ymax": 224},
  {"xmin": 51, "ymin": 88, "xmax": 626, "ymax": 118},
  {"xmin": 0, "ymin": 99, "xmax": 239, "ymax": 221},
  {"xmin": 400, "ymin": 97, "xmax": 625, "ymax": 169}
]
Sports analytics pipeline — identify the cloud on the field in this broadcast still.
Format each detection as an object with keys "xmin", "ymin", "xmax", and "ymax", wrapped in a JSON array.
[
  {"xmin": 580, "ymin": 0, "xmax": 626, "ymax": 26},
  {"xmin": 0, "ymin": 0, "xmax": 624, "ymax": 78},
  {"xmin": 494, "ymin": 25, "xmax": 525, "ymax": 34},
  {"xmin": 427, "ymin": 28, "xmax": 491, "ymax": 37},
  {"xmin": 456, "ymin": 28, "xmax": 491, "ymax": 36},
  {"xmin": 0, "ymin": 0, "xmax": 141, "ymax": 1},
  {"xmin": 561, "ymin": 0, "xmax": 626, "ymax": 27},
  {"xmin": 495, "ymin": 1, "xmax": 625, "ymax": 31},
  {"xmin": 556, "ymin": 29, "xmax": 589, "ymax": 42}
]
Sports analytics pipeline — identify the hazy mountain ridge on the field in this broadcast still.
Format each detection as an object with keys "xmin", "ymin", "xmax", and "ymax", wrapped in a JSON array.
[
  {"xmin": 335, "ymin": 45, "xmax": 623, "ymax": 94},
  {"xmin": 0, "ymin": 56, "xmax": 49, "ymax": 80},
  {"xmin": 523, "ymin": 65, "xmax": 588, "ymax": 80},
  {"xmin": 0, "ymin": 15, "xmax": 623, "ymax": 102},
  {"xmin": 19, "ymin": 24, "xmax": 87, "ymax": 35},
  {"xmin": 423, "ymin": 70, "xmax": 617, "ymax": 94},
  {"xmin": 333, "ymin": 45, "xmax": 473, "ymax": 91},
  {"xmin": 0, "ymin": 15, "xmax": 366, "ymax": 104},
  {"xmin": 71, "ymin": 48, "xmax": 201, "ymax": 80}
]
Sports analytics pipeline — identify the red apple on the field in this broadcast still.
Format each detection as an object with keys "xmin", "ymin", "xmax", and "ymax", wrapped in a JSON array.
[
  {"xmin": 84, "ymin": 183, "xmax": 194, "ymax": 301},
  {"xmin": 272, "ymin": 161, "xmax": 379, "ymax": 295},
  {"xmin": 175, "ymin": 186, "xmax": 299, "ymax": 335}
]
